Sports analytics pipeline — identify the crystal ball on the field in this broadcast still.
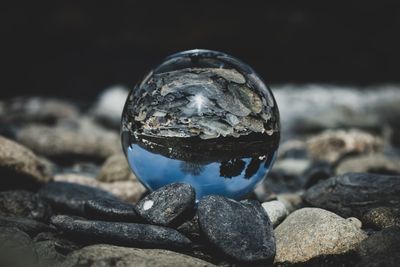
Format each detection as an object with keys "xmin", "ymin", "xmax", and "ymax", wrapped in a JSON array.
[{"xmin": 121, "ymin": 49, "xmax": 280, "ymax": 200}]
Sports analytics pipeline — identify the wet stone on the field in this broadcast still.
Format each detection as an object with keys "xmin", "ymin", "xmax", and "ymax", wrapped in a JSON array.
[
  {"xmin": 39, "ymin": 181, "xmax": 120, "ymax": 215},
  {"xmin": 197, "ymin": 195, "xmax": 275, "ymax": 263},
  {"xmin": 84, "ymin": 198, "xmax": 140, "ymax": 222},
  {"xmin": 137, "ymin": 183, "xmax": 195, "ymax": 226},
  {"xmin": 304, "ymin": 172, "xmax": 400, "ymax": 218},
  {"xmin": 0, "ymin": 190, "xmax": 52, "ymax": 222},
  {"xmin": 50, "ymin": 215, "xmax": 191, "ymax": 250},
  {"xmin": 0, "ymin": 215, "xmax": 53, "ymax": 237}
]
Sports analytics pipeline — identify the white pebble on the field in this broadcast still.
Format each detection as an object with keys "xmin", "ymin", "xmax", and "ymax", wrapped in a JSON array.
[
  {"xmin": 262, "ymin": 200, "xmax": 288, "ymax": 227},
  {"xmin": 143, "ymin": 200, "xmax": 154, "ymax": 211}
]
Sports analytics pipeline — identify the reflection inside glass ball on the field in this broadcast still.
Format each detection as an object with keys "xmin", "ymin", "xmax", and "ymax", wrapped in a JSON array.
[{"xmin": 121, "ymin": 49, "xmax": 280, "ymax": 200}]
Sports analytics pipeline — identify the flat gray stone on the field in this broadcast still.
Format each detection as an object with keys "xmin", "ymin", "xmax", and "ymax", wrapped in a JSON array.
[{"xmin": 197, "ymin": 195, "xmax": 275, "ymax": 263}]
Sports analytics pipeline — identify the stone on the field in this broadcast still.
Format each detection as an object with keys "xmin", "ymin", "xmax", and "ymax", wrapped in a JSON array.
[
  {"xmin": 34, "ymin": 240, "xmax": 66, "ymax": 266},
  {"xmin": 274, "ymin": 208, "xmax": 367, "ymax": 264},
  {"xmin": 0, "ymin": 136, "xmax": 52, "ymax": 190},
  {"xmin": 91, "ymin": 85, "xmax": 129, "ymax": 129},
  {"xmin": 50, "ymin": 215, "xmax": 191, "ymax": 250},
  {"xmin": 0, "ymin": 215, "xmax": 53, "ymax": 236},
  {"xmin": 272, "ymin": 158, "xmax": 311, "ymax": 177},
  {"xmin": 335, "ymin": 154, "xmax": 400, "ymax": 175},
  {"xmin": 39, "ymin": 181, "xmax": 120, "ymax": 215},
  {"xmin": 176, "ymin": 215, "xmax": 201, "ymax": 241},
  {"xmin": 61, "ymin": 244, "xmax": 215, "ymax": 267},
  {"xmin": 303, "ymin": 161, "xmax": 333, "ymax": 189},
  {"xmin": 261, "ymin": 200, "xmax": 288, "ymax": 227},
  {"xmin": 306, "ymin": 129, "xmax": 383, "ymax": 163},
  {"xmin": 54, "ymin": 174, "xmax": 146, "ymax": 203},
  {"xmin": 97, "ymin": 153, "xmax": 137, "ymax": 182},
  {"xmin": 137, "ymin": 183, "xmax": 195, "ymax": 226},
  {"xmin": 0, "ymin": 227, "xmax": 37, "ymax": 266},
  {"xmin": 276, "ymin": 191, "xmax": 304, "ymax": 213},
  {"xmin": 362, "ymin": 207, "xmax": 400, "ymax": 230},
  {"xmin": 16, "ymin": 119, "xmax": 120, "ymax": 162},
  {"xmin": 304, "ymin": 172, "xmax": 400, "ymax": 218},
  {"xmin": 0, "ymin": 97, "xmax": 79, "ymax": 124},
  {"xmin": 0, "ymin": 190, "xmax": 52, "ymax": 221},
  {"xmin": 84, "ymin": 198, "xmax": 140, "ymax": 222},
  {"xmin": 356, "ymin": 226, "xmax": 400, "ymax": 267},
  {"xmin": 197, "ymin": 195, "xmax": 275, "ymax": 263}
]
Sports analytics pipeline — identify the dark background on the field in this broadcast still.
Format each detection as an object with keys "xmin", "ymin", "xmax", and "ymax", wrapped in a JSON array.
[{"xmin": 2, "ymin": 1, "xmax": 400, "ymax": 100}]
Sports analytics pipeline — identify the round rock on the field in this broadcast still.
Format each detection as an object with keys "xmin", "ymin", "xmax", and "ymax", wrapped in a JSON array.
[
  {"xmin": 274, "ymin": 208, "xmax": 367, "ymax": 264},
  {"xmin": 84, "ymin": 198, "xmax": 140, "ymax": 222},
  {"xmin": 197, "ymin": 195, "xmax": 275, "ymax": 263},
  {"xmin": 261, "ymin": 200, "xmax": 288, "ymax": 227},
  {"xmin": 137, "ymin": 183, "xmax": 195, "ymax": 226},
  {"xmin": 362, "ymin": 207, "xmax": 400, "ymax": 230}
]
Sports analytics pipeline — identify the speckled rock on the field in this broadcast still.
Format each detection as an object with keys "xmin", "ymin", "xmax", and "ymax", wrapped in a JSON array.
[
  {"xmin": 362, "ymin": 207, "xmax": 400, "ymax": 230},
  {"xmin": 356, "ymin": 226, "xmax": 400, "ymax": 267},
  {"xmin": 0, "ymin": 190, "xmax": 52, "ymax": 221},
  {"xmin": 16, "ymin": 119, "xmax": 120, "ymax": 162},
  {"xmin": 335, "ymin": 154, "xmax": 400, "ymax": 175},
  {"xmin": 34, "ymin": 240, "xmax": 67, "ymax": 266},
  {"xmin": 274, "ymin": 208, "xmax": 367, "ymax": 264},
  {"xmin": 61, "ymin": 244, "xmax": 215, "ymax": 267},
  {"xmin": 97, "ymin": 153, "xmax": 137, "ymax": 182},
  {"xmin": 54, "ymin": 174, "xmax": 146, "ymax": 203},
  {"xmin": 39, "ymin": 181, "xmax": 120, "ymax": 215},
  {"xmin": 304, "ymin": 173, "xmax": 400, "ymax": 218},
  {"xmin": 137, "ymin": 183, "xmax": 195, "ymax": 226},
  {"xmin": 307, "ymin": 129, "xmax": 383, "ymax": 163},
  {"xmin": 261, "ymin": 200, "xmax": 288, "ymax": 227},
  {"xmin": 0, "ymin": 136, "xmax": 52, "ymax": 190},
  {"xmin": 84, "ymin": 198, "xmax": 140, "ymax": 222},
  {"xmin": 0, "ymin": 227, "xmax": 37, "ymax": 266},
  {"xmin": 0, "ymin": 216, "xmax": 53, "ymax": 236},
  {"xmin": 50, "ymin": 215, "xmax": 191, "ymax": 250},
  {"xmin": 197, "ymin": 195, "xmax": 275, "ymax": 263}
]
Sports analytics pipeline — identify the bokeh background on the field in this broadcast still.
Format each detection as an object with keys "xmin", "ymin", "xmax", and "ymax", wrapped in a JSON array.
[{"xmin": 2, "ymin": 1, "xmax": 400, "ymax": 99}]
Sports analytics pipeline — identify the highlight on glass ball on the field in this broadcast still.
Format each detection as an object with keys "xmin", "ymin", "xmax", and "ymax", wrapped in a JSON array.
[{"xmin": 121, "ymin": 49, "xmax": 280, "ymax": 200}]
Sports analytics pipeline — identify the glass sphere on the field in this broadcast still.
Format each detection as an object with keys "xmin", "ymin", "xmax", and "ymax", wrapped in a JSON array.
[{"xmin": 121, "ymin": 49, "xmax": 280, "ymax": 201}]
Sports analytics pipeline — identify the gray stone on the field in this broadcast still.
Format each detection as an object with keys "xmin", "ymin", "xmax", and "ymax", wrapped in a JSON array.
[
  {"xmin": 97, "ymin": 153, "xmax": 136, "ymax": 182},
  {"xmin": 0, "ymin": 136, "xmax": 52, "ymax": 190},
  {"xmin": 304, "ymin": 173, "xmax": 400, "ymax": 218},
  {"xmin": 51, "ymin": 215, "xmax": 191, "ymax": 250},
  {"xmin": 34, "ymin": 240, "xmax": 66, "ymax": 266},
  {"xmin": 306, "ymin": 129, "xmax": 383, "ymax": 163},
  {"xmin": 84, "ymin": 198, "xmax": 140, "ymax": 222},
  {"xmin": 0, "ymin": 190, "xmax": 52, "ymax": 221},
  {"xmin": 137, "ymin": 183, "xmax": 195, "ymax": 226},
  {"xmin": 0, "ymin": 215, "xmax": 53, "ymax": 236},
  {"xmin": 362, "ymin": 207, "xmax": 400, "ymax": 230},
  {"xmin": 0, "ymin": 227, "xmax": 37, "ymax": 267},
  {"xmin": 61, "ymin": 244, "xmax": 215, "ymax": 267},
  {"xmin": 261, "ymin": 200, "xmax": 288, "ymax": 227},
  {"xmin": 335, "ymin": 154, "xmax": 400, "ymax": 175},
  {"xmin": 16, "ymin": 119, "xmax": 120, "ymax": 162},
  {"xmin": 356, "ymin": 226, "xmax": 400, "ymax": 267},
  {"xmin": 274, "ymin": 208, "xmax": 367, "ymax": 264},
  {"xmin": 197, "ymin": 195, "xmax": 275, "ymax": 263},
  {"xmin": 54, "ymin": 174, "xmax": 146, "ymax": 204},
  {"xmin": 39, "ymin": 181, "xmax": 120, "ymax": 215}
]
